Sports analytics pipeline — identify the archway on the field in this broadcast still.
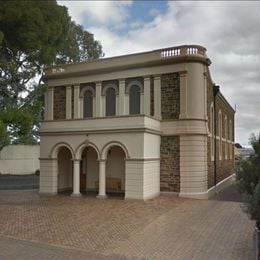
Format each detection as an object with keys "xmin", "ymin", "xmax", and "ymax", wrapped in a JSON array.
[
  {"xmin": 80, "ymin": 146, "xmax": 99, "ymax": 193},
  {"xmin": 105, "ymin": 145, "xmax": 126, "ymax": 196},
  {"xmin": 57, "ymin": 147, "xmax": 73, "ymax": 192}
]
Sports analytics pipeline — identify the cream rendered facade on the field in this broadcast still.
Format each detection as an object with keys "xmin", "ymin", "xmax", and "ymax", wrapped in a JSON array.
[{"xmin": 40, "ymin": 45, "xmax": 234, "ymax": 200}]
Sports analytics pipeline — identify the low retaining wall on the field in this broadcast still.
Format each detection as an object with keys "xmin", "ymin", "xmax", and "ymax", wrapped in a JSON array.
[{"xmin": 0, "ymin": 145, "xmax": 40, "ymax": 175}]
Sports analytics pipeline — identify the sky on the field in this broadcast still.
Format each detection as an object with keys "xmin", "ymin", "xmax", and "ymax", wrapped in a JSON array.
[{"xmin": 58, "ymin": 0, "xmax": 260, "ymax": 147}]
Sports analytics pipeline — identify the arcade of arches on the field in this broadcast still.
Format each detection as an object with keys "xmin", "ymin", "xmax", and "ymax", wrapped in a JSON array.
[{"xmin": 56, "ymin": 144, "xmax": 126, "ymax": 198}]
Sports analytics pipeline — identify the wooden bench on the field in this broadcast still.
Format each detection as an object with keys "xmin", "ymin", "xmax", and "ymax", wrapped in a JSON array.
[{"xmin": 95, "ymin": 177, "xmax": 122, "ymax": 192}]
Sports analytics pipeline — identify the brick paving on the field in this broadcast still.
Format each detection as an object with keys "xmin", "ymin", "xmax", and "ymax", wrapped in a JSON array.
[{"xmin": 0, "ymin": 186, "xmax": 255, "ymax": 259}]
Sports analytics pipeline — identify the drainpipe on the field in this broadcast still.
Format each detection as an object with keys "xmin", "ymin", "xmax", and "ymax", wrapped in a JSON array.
[{"xmin": 213, "ymin": 85, "xmax": 220, "ymax": 189}]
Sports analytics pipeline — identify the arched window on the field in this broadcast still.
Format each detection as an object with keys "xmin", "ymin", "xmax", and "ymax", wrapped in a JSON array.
[
  {"xmin": 106, "ymin": 87, "xmax": 116, "ymax": 116},
  {"xmin": 229, "ymin": 119, "xmax": 233, "ymax": 159},
  {"xmin": 224, "ymin": 115, "xmax": 228, "ymax": 159},
  {"xmin": 218, "ymin": 110, "xmax": 222, "ymax": 160},
  {"xmin": 129, "ymin": 85, "xmax": 140, "ymax": 115},
  {"xmin": 210, "ymin": 103, "xmax": 214, "ymax": 160},
  {"xmin": 83, "ymin": 90, "xmax": 93, "ymax": 118}
]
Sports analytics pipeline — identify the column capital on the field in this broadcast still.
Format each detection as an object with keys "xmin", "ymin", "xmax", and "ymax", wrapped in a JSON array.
[
  {"xmin": 153, "ymin": 74, "xmax": 161, "ymax": 80},
  {"xmin": 143, "ymin": 76, "xmax": 151, "ymax": 81},
  {"xmin": 179, "ymin": 70, "xmax": 188, "ymax": 77},
  {"xmin": 118, "ymin": 78, "xmax": 126, "ymax": 82},
  {"xmin": 95, "ymin": 81, "xmax": 102, "ymax": 86}
]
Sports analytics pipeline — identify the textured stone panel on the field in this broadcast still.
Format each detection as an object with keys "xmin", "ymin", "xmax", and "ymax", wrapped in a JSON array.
[
  {"xmin": 160, "ymin": 136, "xmax": 180, "ymax": 192},
  {"xmin": 54, "ymin": 86, "xmax": 66, "ymax": 120},
  {"xmin": 161, "ymin": 73, "xmax": 180, "ymax": 120}
]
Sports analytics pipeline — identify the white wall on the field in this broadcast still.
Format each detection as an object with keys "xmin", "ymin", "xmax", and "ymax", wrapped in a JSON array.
[{"xmin": 0, "ymin": 144, "xmax": 40, "ymax": 175}]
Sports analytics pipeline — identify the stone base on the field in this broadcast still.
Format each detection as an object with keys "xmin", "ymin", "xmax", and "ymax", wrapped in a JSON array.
[
  {"xmin": 71, "ymin": 193, "xmax": 82, "ymax": 197},
  {"xmin": 96, "ymin": 194, "xmax": 108, "ymax": 199}
]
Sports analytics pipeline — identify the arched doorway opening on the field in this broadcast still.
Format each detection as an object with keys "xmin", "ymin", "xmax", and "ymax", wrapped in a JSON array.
[
  {"xmin": 80, "ymin": 146, "xmax": 99, "ymax": 193},
  {"xmin": 57, "ymin": 147, "xmax": 73, "ymax": 193},
  {"xmin": 105, "ymin": 145, "xmax": 126, "ymax": 196}
]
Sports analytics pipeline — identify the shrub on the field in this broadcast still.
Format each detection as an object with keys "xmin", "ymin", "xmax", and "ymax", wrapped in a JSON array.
[{"xmin": 236, "ymin": 133, "xmax": 260, "ymax": 228}]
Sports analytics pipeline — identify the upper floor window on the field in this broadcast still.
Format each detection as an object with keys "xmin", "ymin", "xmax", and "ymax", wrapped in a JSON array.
[
  {"xmin": 106, "ymin": 87, "xmax": 116, "ymax": 116},
  {"xmin": 218, "ymin": 110, "xmax": 222, "ymax": 160},
  {"xmin": 129, "ymin": 85, "xmax": 141, "ymax": 115},
  {"xmin": 83, "ymin": 90, "xmax": 93, "ymax": 118},
  {"xmin": 224, "ymin": 115, "xmax": 228, "ymax": 159},
  {"xmin": 210, "ymin": 102, "xmax": 214, "ymax": 160}
]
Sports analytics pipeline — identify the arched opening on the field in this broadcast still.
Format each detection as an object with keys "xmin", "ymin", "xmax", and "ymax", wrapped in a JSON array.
[
  {"xmin": 105, "ymin": 145, "xmax": 126, "ymax": 197},
  {"xmin": 57, "ymin": 147, "xmax": 73, "ymax": 193},
  {"xmin": 106, "ymin": 87, "xmax": 116, "ymax": 116},
  {"xmin": 83, "ymin": 90, "xmax": 93, "ymax": 118},
  {"xmin": 129, "ymin": 85, "xmax": 140, "ymax": 114},
  {"xmin": 80, "ymin": 146, "xmax": 99, "ymax": 193}
]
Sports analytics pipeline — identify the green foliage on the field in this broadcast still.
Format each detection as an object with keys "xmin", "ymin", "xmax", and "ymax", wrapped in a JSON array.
[
  {"xmin": 237, "ymin": 133, "xmax": 260, "ymax": 227},
  {"xmin": 0, "ymin": 1, "xmax": 103, "ymax": 149},
  {"xmin": 57, "ymin": 21, "xmax": 103, "ymax": 64},
  {"xmin": 0, "ymin": 107, "xmax": 33, "ymax": 150}
]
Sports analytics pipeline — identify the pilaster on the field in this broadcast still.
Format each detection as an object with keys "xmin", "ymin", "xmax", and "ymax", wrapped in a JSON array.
[
  {"xmin": 153, "ymin": 75, "xmax": 161, "ymax": 119},
  {"xmin": 66, "ymin": 85, "xmax": 72, "ymax": 119},
  {"xmin": 144, "ymin": 76, "xmax": 151, "ymax": 116},
  {"xmin": 119, "ymin": 79, "xmax": 126, "ymax": 115},
  {"xmin": 95, "ymin": 81, "xmax": 102, "ymax": 117},
  {"xmin": 73, "ymin": 85, "xmax": 80, "ymax": 119}
]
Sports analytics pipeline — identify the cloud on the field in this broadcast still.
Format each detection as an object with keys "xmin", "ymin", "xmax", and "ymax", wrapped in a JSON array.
[
  {"xmin": 58, "ymin": 1, "xmax": 133, "ymax": 28},
  {"xmin": 60, "ymin": 1, "xmax": 260, "ymax": 145}
]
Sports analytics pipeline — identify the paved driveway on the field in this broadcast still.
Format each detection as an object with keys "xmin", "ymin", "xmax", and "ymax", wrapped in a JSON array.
[{"xmin": 0, "ymin": 186, "xmax": 255, "ymax": 259}]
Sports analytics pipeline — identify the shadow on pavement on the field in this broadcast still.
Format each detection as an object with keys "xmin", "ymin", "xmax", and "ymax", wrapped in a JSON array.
[
  {"xmin": 0, "ymin": 174, "xmax": 39, "ymax": 190},
  {"xmin": 210, "ymin": 184, "xmax": 243, "ymax": 202}
]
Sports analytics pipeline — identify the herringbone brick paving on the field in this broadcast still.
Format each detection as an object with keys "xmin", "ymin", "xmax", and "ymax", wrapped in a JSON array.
[{"xmin": 0, "ymin": 187, "xmax": 255, "ymax": 259}]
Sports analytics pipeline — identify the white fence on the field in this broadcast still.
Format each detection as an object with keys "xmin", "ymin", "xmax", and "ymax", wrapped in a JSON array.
[{"xmin": 0, "ymin": 145, "xmax": 40, "ymax": 175}]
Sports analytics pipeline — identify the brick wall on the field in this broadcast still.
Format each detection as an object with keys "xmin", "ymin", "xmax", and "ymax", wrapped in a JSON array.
[
  {"xmin": 206, "ymin": 71, "xmax": 235, "ymax": 189},
  {"xmin": 160, "ymin": 136, "xmax": 180, "ymax": 192},
  {"xmin": 54, "ymin": 86, "xmax": 66, "ymax": 120},
  {"xmin": 161, "ymin": 73, "xmax": 180, "ymax": 120}
]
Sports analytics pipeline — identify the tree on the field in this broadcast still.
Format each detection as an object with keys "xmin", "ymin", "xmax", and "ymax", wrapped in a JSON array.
[
  {"xmin": 57, "ymin": 21, "xmax": 103, "ymax": 64},
  {"xmin": 237, "ymin": 133, "xmax": 260, "ymax": 227},
  {"xmin": 235, "ymin": 143, "xmax": 243, "ymax": 149},
  {"xmin": 0, "ymin": 0, "xmax": 103, "ymax": 149}
]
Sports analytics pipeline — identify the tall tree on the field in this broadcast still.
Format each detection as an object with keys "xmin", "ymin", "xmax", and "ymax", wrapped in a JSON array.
[{"xmin": 0, "ymin": 0, "xmax": 103, "ymax": 149}]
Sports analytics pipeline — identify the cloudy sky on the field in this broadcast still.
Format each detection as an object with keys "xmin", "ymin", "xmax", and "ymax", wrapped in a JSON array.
[{"xmin": 59, "ymin": 1, "xmax": 260, "ymax": 147}]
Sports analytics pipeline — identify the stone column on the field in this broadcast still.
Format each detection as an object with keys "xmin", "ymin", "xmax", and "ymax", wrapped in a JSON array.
[
  {"xmin": 144, "ymin": 76, "xmax": 151, "ymax": 116},
  {"xmin": 95, "ymin": 82, "xmax": 102, "ymax": 117},
  {"xmin": 179, "ymin": 71, "xmax": 188, "ymax": 119},
  {"xmin": 66, "ymin": 86, "xmax": 72, "ymax": 119},
  {"xmin": 71, "ymin": 159, "xmax": 81, "ymax": 197},
  {"xmin": 153, "ymin": 75, "xmax": 161, "ymax": 119},
  {"xmin": 74, "ymin": 85, "xmax": 80, "ymax": 119},
  {"xmin": 119, "ymin": 79, "xmax": 125, "ymax": 115},
  {"xmin": 97, "ymin": 160, "xmax": 107, "ymax": 199}
]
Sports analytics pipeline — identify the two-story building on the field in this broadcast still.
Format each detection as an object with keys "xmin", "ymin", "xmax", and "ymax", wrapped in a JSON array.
[{"xmin": 39, "ymin": 45, "xmax": 235, "ymax": 200}]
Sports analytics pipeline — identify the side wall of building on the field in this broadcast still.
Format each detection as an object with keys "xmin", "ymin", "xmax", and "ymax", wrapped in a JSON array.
[{"xmin": 206, "ymin": 72, "xmax": 235, "ymax": 190}]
